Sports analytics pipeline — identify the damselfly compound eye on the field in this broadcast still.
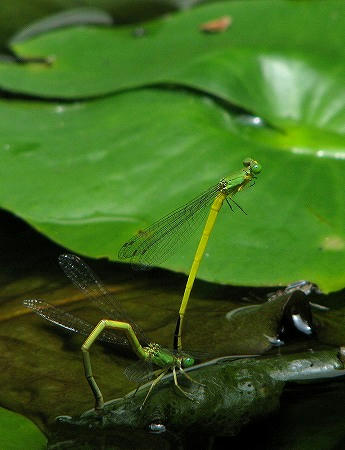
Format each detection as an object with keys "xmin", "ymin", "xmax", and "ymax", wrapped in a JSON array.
[
  {"xmin": 252, "ymin": 162, "xmax": 262, "ymax": 174},
  {"xmin": 182, "ymin": 356, "xmax": 195, "ymax": 368}
]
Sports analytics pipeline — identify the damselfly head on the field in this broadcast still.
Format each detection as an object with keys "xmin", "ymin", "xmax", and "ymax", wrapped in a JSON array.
[
  {"xmin": 242, "ymin": 157, "xmax": 262, "ymax": 175},
  {"xmin": 181, "ymin": 356, "xmax": 195, "ymax": 368},
  {"xmin": 251, "ymin": 161, "xmax": 262, "ymax": 174}
]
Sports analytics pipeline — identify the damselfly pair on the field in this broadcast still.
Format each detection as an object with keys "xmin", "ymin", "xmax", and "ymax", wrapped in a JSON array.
[{"xmin": 25, "ymin": 158, "xmax": 262, "ymax": 409}]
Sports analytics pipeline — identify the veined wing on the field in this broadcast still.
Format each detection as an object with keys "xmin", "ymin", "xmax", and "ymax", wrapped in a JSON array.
[
  {"xmin": 118, "ymin": 181, "xmax": 223, "ymax": 268},
  {"xmin": 123, "ymin": 359, "xmax": 155, "ymax": 383},
  {"xmin": 58, "ymin": 254, "xmax": 149, "ymax": 345},
  {"xmin": 23, "ymin": 299, "xmax": 128, "ymax": 346},
  {"xmin": 174, "ymin": 348, "xmax": 211, "ymax": 361}
]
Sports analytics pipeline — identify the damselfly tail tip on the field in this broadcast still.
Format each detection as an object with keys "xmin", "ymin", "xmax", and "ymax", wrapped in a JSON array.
[
  {"xmin": 58, "ymin": 253, "xmax": 70, "ymax": 264},
  {"xmin": 58, "ymin": 253, "xmax": 81, "ymax": 266},
  {"xmin": 23, "ymin": 299, "xmax": 34, "ymax": 308},
  {"xmin": 23, "ymin": 299, "xmax": 43, "ymax": 309}
]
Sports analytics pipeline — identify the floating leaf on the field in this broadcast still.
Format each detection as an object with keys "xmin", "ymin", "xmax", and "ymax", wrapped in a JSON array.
[
  {"xmin": 0, "ymin": 407, "xmax": 46, "ymax": 450},
  {"xmin": 0, "ymin": 79, "xmax": 344, "ymax": 292},
  {"xmin": 0, "ymin": 1, "xmax": 343, "ymax": 98}
]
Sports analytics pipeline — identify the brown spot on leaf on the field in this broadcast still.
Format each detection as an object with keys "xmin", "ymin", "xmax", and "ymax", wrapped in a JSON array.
[{"xmin": 200, "ymin": 16, "xmax": 232, "ymax": 33}]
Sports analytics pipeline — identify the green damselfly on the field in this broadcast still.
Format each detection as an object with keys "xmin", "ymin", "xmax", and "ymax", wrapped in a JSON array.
[{"xmin": 24, "ymin": 254, "xmax": 202, "ymax": 410}]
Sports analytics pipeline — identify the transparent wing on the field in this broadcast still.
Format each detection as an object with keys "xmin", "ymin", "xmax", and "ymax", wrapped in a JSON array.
[
  {"xmin": 58, "ymin": 253, "xmax": 149, "ymax": 345},
  {"xmin": 175, "ymin": 348, "xmax": 211, "ymax": 361},
  {"xmin": 23, "ymin": 299, "xmax": 128, "ymax": 346},
  {"xmin": 118, "ymin": 182, "xmax": 223, "ymax": 268},
  {"xmin": 123, "ymin": 359, "xmax": 155, "ymax": 383}
]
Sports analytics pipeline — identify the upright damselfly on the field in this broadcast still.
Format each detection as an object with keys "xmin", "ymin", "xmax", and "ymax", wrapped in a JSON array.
[{"xmin": 119, "ymin": 158, "xmax": 262, "ymax": 350}]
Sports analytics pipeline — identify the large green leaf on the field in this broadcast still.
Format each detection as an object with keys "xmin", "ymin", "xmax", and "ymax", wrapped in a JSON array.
[
  {"xmin": 0, "ymin": 81, "xmax": 344, "ymax": 292},
  {"xmin": 0, "ymin": 407, "xmax": 46, "ymax": 450},
  {"xmin": 0, "ymin": 1, "xmax": 343, "ymax": 99}
]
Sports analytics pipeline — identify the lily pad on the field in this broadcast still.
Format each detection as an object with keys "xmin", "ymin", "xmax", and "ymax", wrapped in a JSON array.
[
  {"xmin": 0, "ymin": 79, "xmax": 345, "ymax": 291},
  {"xmin": 0, "ymin": 1, "xmax": 344, "ymax": 292},
  {"xmin": 0, "ymin": 407, "xmax": 47, "ymax": 450},
  {"xmin": 0, "ymin": 1, "xmax": 343, "ymax": 99}
]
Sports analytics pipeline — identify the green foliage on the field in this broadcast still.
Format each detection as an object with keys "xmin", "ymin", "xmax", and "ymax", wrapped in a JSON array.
[
  {"xmin": 0, "ymin": 1, "xmax": 343, "ymax": 98},
  {"xmin": 0, "ymin": 407, "xmax": 46, "ymax": 450},
  {"xmin": 0, "ymin": 1, "xmax": 344, "ymax": 292}
]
